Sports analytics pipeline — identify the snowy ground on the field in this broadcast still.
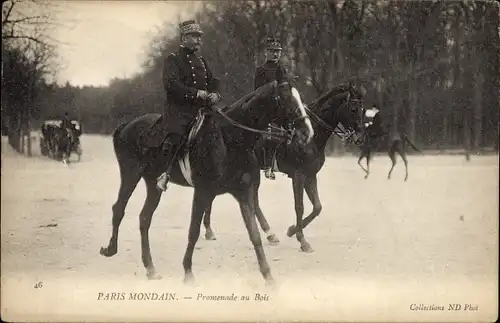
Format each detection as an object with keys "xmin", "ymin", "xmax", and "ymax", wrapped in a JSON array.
[{"xmin": 1, "ymin": 134, "xmax": 498, "ymax": 322}]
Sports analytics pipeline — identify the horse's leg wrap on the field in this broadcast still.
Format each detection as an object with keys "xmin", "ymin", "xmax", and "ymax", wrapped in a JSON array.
[{"xmin": 263, "ymin": 145, "xmax": 276, "ymax": 180}]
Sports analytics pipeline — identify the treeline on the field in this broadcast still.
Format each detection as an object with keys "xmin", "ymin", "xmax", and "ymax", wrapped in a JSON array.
[{"xmin": 3, "ymin": 0, "xmax": 500, "ymax": 155}]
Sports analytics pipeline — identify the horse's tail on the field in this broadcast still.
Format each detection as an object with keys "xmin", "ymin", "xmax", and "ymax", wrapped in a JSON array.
[
  {"xmin": 112, "ymin": 121, "xmax": 130, "ymax": 157},
  {"xmin": 404, "ymin": 134, "xmax": 421, "ymax": 153},
  {"xmin": 112, "ymin": 122, "xmax": 127, "ymax": 148}
]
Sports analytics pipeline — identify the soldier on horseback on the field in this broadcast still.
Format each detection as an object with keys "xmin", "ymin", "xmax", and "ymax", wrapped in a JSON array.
[
  {"xmin": 363, "ymin": 104, "xmax": 385, "ymax": 138},
  {"xmin": 155, "ymin": 20, "xmax": 222, "ymax": 191},
  {"xmin": 254, "ymin": 38, "xmax": 288, "ymax": 180},
  {"xmin": 61, "ymin": 112, "xmax": 74, "ymax": 132}
]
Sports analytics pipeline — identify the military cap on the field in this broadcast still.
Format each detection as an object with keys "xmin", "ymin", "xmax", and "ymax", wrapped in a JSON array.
[
  {"xmin": 179, "ymin": 20, "xmax": 204, "ymax": 36},
  {"xmin": 266, "ymin": 38, "xmax": 282, "ymax": 51}
]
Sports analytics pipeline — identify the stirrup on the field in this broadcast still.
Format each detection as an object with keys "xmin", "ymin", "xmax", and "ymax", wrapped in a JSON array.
[{"xmin": 156, "ymin": 172, "xmax": 170, "ymax": 191}]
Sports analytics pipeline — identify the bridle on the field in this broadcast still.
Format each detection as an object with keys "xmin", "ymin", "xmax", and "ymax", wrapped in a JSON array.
[{"xmin": 301, "ymin": 89, "xmax": 364, "ymax": 146}]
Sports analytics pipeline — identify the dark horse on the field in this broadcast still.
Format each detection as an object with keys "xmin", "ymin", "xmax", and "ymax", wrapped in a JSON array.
[
  {"xmin": 357, "ymin": 129, "xmax": 421, "ymax": 181},
  {"xmin": 202, "ymin": 83, "xmax": 366, "ymax": 252},
  {"xmin": 99, "ymin": 80, "xmax": 314, "ymax": 285},
  {"xmin": 52, "ymin": 126, "xmax": 77, "ymax": 164}
]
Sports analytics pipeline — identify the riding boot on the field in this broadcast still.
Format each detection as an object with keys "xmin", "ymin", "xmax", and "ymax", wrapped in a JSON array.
[{"xmin": 156, "ymin": 137, "xmax": 179, "ymax": 191}]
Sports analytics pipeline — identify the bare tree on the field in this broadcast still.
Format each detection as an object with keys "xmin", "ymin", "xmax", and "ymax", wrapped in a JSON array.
[{"xmin": 2, "ymin": 0, "xmax": 59, "ymax": 156}]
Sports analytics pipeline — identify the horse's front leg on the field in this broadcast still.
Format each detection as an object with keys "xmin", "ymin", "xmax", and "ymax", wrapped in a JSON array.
[
  {"xmin": 295, "ymin": 174, "xmax": 323, "ymax": 252},
  {"xmin": 358, "ymin": 151, "xmax": 369, "ymax": 176},
  {"xmin": 203, "ymin": 201, "xmax": 216, "ymax": 240},
  {"xmin": 253, "ymin": 179, "xmax": 279, "ymax": 245},
  {"xmin": 235, "ymin": 184, "xmax": 274, "ymax": 285},
  {"xmin": 365, "ymin": 151, "xmax": 372, "ymax": 179},
  {"xmin": 139, "ymin": 177, "xmax": 163, "ymax": 280},
  {"xmin": 286, "ymin": 172, "xmax": 312, "ymax": 252},
  {"xmin": 183, "ymin": 189, "xmax": 214, "ymax": 284}
]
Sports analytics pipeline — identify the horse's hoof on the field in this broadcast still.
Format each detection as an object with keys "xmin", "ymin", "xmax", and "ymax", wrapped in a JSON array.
[
  {"xmin": 265, "ymin": 277, "xmax": 276, "ymax": 289},
  {"xmin": 183, "ymin": 272, "xmax": 195, "ymax": 285},
  {"xmin": 100, "ymin": 246, "xmax": 117, "ymax": 257},
  {"xmin": 286, "ymin": 225, "xmax": 296, "ymax": 237},
  {"xmin": 147, "ymin": 271, "xmax": 162, "ymax": 280},
  {"xmin": 300, "ymin": 243, "xmax": 314, "ymax": 253},
  {"xmin": 205, "ymin": 231, "xmax": 217, "ymax": 240},
  {"xmin": 267, "ymin": 234, "xmax": 280, "ymax": 245},
  {"xmin": 364, "ymin": 175, "xmax": 368, "ymax": 179}
]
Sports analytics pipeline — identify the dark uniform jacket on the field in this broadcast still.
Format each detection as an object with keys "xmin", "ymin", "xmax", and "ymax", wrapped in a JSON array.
[
  {"xmin": 61, "ymin": 117, "xmax": 73, "ymax": 131},
  {"xmin": 253, "ymin": 60, "xmax": 289, "ymax": 152},
  {"xmin": 253, "ymin": 60, "xmax": 288, "ymax": 90},
  {"xmin": 162, "ymin": 46, "xmax": 220, "ymax": 133}
]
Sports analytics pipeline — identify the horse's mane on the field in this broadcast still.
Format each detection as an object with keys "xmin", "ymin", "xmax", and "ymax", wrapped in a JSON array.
[
  {"xmin": 222, "ymin": 81, "xmax": 277, "ymax": 114},
  {"xmin": 308, "ymin": 83, "xmax": 351, "ymax": 110}
]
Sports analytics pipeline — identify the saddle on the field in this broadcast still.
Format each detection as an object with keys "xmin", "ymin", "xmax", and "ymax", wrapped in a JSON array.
[{"xmin": 140, "ymin": 109, "xmax": 208, "ymax": 151}]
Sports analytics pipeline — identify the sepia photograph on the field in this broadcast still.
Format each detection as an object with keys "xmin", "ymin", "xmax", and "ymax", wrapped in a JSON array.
[{"xmin": 1, "ymin": 0, "xmax": 498, "ymax": 322}]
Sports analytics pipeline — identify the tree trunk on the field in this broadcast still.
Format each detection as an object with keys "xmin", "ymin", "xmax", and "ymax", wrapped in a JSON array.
[
  {"xmin": 407, "ymin": 62, "xmax": 417, "ymax": 143},
  {"xmin": 496, "ymin": 93, "xmax": 500, "ymax": 152},
  {"xmin": 26, "ymin": 83, "xmax": 33, "ymax": 157},
  {"xmin": 20, "ymin": 111, "xmax": 25, "ymax": 154},
  {"xmin": 441, "ymin": 115, "xmax": 448, "ymax": 150},
  {"xmin": 472, "ymin": 70, "xmax": 483, "ymax": 151},
  {"xmin": 464, "ymin": 113, "xmax": 471, "ymax": 161},
  {"xmin": 376, "ymin": 74, "xmax": 383, "ymax": 109},
  {"xmin": 26, "ymin": 117, "xmax": 32, "ymax": 157}
]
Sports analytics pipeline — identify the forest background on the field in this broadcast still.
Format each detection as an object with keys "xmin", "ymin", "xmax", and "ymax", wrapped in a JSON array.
[{"xmin": 2, "ymin": 0, "xmax": 499, "ymax": 156}]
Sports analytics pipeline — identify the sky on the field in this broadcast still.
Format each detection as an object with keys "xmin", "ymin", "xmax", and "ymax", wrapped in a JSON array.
[{"xmin": 48, "ymin": 1, "xmax": 200, "ymax": 86}]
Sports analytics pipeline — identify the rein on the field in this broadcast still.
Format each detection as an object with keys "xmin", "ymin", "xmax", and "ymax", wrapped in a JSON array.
[
  {"xmin": 212, "ymin": 107, "xmax": 291, "ymax": 142},
  {"xmin": 303, "ymin": 92, "xmax": 364, "ymax": 145},
  {"xmin": 210, "ymin": 83, "xmax": 304, "ymax": 142}
]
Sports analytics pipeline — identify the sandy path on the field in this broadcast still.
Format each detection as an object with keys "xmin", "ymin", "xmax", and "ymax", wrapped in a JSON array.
[{"xmin": 1, "ymin": 135, "xmax": 498, "ymax": 322}]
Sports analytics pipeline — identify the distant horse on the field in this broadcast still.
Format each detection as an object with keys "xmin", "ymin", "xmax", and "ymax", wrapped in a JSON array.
[
  {"xmin": 53, "ymin": 127, "xmax": 76, "ymax": 164},
  {"xmin": 202, "ymin": 83, "xmax": 366, "ymax": 252},
  {"xmin": 99, "ymin": 80, "xmax": 314, "ymax": 285},
  {"xmin": 357, "ymin": 129, "xmax": 421, "ymax": 181},
  {"xmin": 40, "ymin": 122, "xmax": 59, "ymax": 157},
  {"xmin": 40, "ymin": 120, "xmax": 80, "ymax": 164}
]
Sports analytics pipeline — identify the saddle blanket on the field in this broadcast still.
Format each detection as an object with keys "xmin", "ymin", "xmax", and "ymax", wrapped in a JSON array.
[{"xmin": 178, "ymin": 111, "xmax": 206, "ymax": 186}]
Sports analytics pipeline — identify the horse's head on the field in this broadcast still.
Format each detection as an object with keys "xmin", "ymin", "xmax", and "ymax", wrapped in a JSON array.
[
  {"xmin": 313, "ymin": 82, "xmax": 365, "ymax": 145},
  {"xmin": 267, "ymin": 78, "xmax": 314, "ymax": 145},
  {"xmin": 339, "ymin": 83, "xmax": 365, "ymax": 143}
]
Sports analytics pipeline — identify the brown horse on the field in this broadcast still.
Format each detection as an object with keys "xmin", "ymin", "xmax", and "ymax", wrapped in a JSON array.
[
  {"xmin": 99, "ymin": 80, "xmax": 314, "ymax": 285},
  {"xmin": 202, "ymin": 83, "xmax": 366, "ymax": 253}
]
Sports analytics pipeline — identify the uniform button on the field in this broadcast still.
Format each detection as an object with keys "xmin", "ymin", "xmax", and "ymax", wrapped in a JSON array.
[
  {"xmin": 189, "ymin": 60, "xmax": 192, "ymax": 63},
  {"xmin": 193, "ymin": 81, "xmax": 197, "ymax": 84},
  {"xmin": 192, "ymin": 74, "xmax": 195, "ymax": 77}
]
